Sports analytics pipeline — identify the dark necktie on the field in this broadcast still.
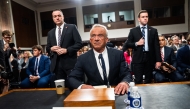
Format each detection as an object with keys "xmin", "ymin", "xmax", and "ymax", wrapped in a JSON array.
[
  {"xmin": 141, "ymin": 26, "xmax": 146, "ymax": 51},
  {"xmin": 34, "ymin": 58, "xmax": 38, "ymax": 76},
  {"xmin": 98, "ymin": 54, "xmax": 108, "ymax": 85},
  {"xmin": 58, "ymin": 27, "xmax": 61, "ymax": 46}
]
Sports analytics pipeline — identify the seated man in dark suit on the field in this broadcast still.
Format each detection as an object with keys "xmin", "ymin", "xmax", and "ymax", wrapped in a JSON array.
[
  {"xmin": 20, "ymin": 45, "xmax": 51, "ymax": 88},
  {"xmin": 68, "ymin": 24, "xmax": 131, "ymax": 95},
  {"xmin": 153, "ymin": 35, "xmax": 184, "ymax": 82},
  {"xmin": 176, "ymin": 35, "xmax": 190, "ymax": 75}
]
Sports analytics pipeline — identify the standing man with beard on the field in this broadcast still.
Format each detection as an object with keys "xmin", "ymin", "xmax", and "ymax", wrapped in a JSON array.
[
  {"xmin": 46, "ymin": 9, "xmax": 82, "ymax": 86},
  {"xmin": 123, "ymin": 10, "xmax": 162, "ymax": 84}
]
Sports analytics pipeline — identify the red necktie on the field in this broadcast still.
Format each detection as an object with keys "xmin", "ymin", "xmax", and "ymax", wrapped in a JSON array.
[{"xmin": 160, "ymin": 49, "xmax": 164, "ymax": 62}]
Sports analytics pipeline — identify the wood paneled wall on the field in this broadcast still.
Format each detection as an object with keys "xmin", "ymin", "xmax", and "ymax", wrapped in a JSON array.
[
  {"xmin": 11, "ymin": 0, "xmax": 37, "ymax": 47},
  {"xmin": 0, "ymin": 0, "xmax": 13, "ymax": 39},
  {"xmin": 141, "ymin": 0, "xmax": 185, "ymax": 26}
]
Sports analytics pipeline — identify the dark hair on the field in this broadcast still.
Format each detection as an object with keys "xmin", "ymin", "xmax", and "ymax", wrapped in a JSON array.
[
  {"xmin": 159, "ymin": 35, "xmax": 165, "ymax": 39},
  {"xmin": 52, "ymin": 9, "xmax": 63, "ymax": 15},
  {"xmin": 32, "ymin": 45, "xmax": 43, "ymax": 54},
  {"xmin": 2, "ymin": 30, "xmax": 12, "ymax": 37},
  {"xmin": 138, "ymin": 10, "xmax": 148, "ymax": 18}
]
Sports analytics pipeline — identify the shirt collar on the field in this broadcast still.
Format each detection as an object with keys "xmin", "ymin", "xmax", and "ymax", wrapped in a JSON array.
[
  {"xmin": 139, "ymin": 24, "xmax": 147, "ymax": 29},
  {"xmin": 57, "ymin": 23, "xmax": 64, "ymax": 29},
  {"xmin": 36, "ymin": 54, "xmax": 41, "ymax": 59},
  {"xmin": 93, "ymin": 47, "xmax": 107, "ymax": 56},
  {"xmin": 3, "ymin": 39, "xmax": 6, "ymax": 44}
]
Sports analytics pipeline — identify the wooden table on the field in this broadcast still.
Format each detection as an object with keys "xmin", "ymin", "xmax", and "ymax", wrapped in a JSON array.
[
  {"xmin": 64, "ymin": 88, "xmax": 115, "ymax": 109},
  {"xmin": 0, "ymin": 81, "xmax": 190, "ymax": 109}
]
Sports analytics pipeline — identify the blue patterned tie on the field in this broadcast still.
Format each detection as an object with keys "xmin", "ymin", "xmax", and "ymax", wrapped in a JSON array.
[
  {"xmin": 141, "ymin": 26, "xmax": 146, "ymax": 51},
  {"xmin": 99, "ymin": 54, "xmax": 108, "ymax": 85},
  {"xmin": 34, "ymin": 58, "xmax": 38, "ymax": 76}
]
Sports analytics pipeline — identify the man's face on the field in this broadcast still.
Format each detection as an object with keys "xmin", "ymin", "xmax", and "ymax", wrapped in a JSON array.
[
  {"xmin": 138, "ymin": 12, "xmax": 148, "ymax": 26},
  {"xmin": 33, "ymin": 49, "xmax": 41, "ymax": 57},
  {"xmin": 90, "ymin": 27, "xmax": 108, "ymax": 52},
  {"xmin": 173, "ymin": 37, "xmax": 179, "ymax": 45},
  {"xmin": 52, "ymin": 11, "xmax": 64, "ymax": 26},
  {"xmin": 159, "ymin": 36, "xmax": 165, "ymax": 48},
  {"xmin": 3, "ymin": 35, "xmax": 12, "ymax": 43}
]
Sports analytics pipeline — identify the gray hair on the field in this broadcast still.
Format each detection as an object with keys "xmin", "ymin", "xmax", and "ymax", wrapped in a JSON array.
[
  {"xmin": 171, "ymin": 35, "xmax": 179, "ymax": 40},
  {"xmin": 89, "ymin": 24, "xmax": 108, "ymax": 37}
]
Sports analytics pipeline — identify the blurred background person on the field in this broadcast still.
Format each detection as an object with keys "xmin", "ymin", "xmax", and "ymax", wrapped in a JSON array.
[
  {"xmin": 153, "ymin": 35, "xmax": 184, "ymax": 82},
  {"xmin": 170, "ymin": 35, "xmax": 182, "ymax": 55},
  {"xmin": 19, "ymin": 51, "xmax": 33, "ymax": 81},
  {"xmin": 124, "ymin": 48, "xmax": 133, "ymax": 69},
  {"xmin": 176, "ymin": 35, "xmax": 190, "ymax": 80},
  {"xmin": 167, "ymin": 39, "xmax": 173, "ymax": 47},
  {"xmin": 77, "ymin": 49, "xmax": 83, "ymax": 57},
  {"xmin": 83, "ymin": 46, "xmax": 89, "ymax": 53}
]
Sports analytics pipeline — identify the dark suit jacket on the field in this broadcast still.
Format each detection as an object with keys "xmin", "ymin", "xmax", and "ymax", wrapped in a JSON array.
[
  {"xmin": 68, "ymin": 47, "xmax": 132, "ymax": 89},
  {"xmin": 27, "ymin": 55, "xmax": 51, "ymax": 78},
  {"xmin": 0, "ymin": 40, "xmax": 5, "ymax": 68},
  {"xmin": 46, "ymin": 24, "xmax": 82, "ymax": 72},
  {"xmin": 176, "ymin": 45, "xmax": 190, "ymax": 69},
  {"xmin": 163, "ymin": 46, "xmax": 177, "ymax": 68},
  {"xmin": 124, "ymin": 26, "xmax": 162, "ymax": 65},
  {"xmin": 0, "ymin": 40, "xmax": 17, "ymax": 72}
]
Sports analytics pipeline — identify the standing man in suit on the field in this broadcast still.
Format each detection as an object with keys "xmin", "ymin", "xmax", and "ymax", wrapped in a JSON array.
[
  {"xmin": 46, "ymin": 9, "xmax": 83, "ymax": 85},
  {"xmin": 20, "ymin": 45, "xmax": 51, "ymax": 88},
  {"xmin": 123, "ymin": 10, "xmax": 162, "ymax": 84},
  {"xmin": 153, "ymin": 36, "xmax": 184, "ymax": 82},
  {"xmin": 0, "ymin": 30, "xmax": 17, "ymax": 93},
  {"xmin": 68, "ymin": 24, "xmax": 131, "ymax": 95}
]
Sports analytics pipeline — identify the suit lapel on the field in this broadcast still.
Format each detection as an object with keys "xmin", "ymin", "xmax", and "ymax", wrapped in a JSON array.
[
  {"xmin": 107, "ymin": 47, "xmax": 115, "ymax": 81},
  {"xmin": 60, "ymin": 23, "xmax": 68, "ymax": 46},
  {"xmin": 164, "ymin": 46, "xmax": 168, "ymax": 62},
  {"xmin": 52, "ymin": 28, "xmax": 57, "ymax": 45},
  {"xmin": 147, "ymin": 26, "xmax": 151, "ymax": 47},
  {"xmin": 88, "ymin": 49, "xmax": 104, "ymax": 84},
  {"xmin": 38, "ymin": 55, "xmax": 43, "ymax": 71},
  {"xmin": 136, "ymin": 26, "xmax": 142, "ymax": 38}
]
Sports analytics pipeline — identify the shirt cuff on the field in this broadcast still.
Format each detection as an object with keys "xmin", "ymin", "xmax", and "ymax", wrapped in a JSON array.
[
  {"xmin": 37, "ymin": 76, "xmax": 40, "ymax": 78},
  {"xmin": 77, "ymin": 84, "xmax": 83, "ymax": 89},
  {"xmin": 135, "ymin": 42, "xmax": 138, "ymax": 46}
]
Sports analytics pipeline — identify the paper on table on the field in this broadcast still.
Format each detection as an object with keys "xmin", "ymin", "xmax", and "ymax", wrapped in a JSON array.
[
  {"xmin": 53, "ymin": 107, "xmax": 112, "ymax": 109},
  {"xmin": 93, "ymin": 85, "xmax": 107, "ymax": 88}
]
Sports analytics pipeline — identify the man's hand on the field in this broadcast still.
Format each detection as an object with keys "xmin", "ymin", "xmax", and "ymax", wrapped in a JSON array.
[
  {"xmin": 136, "ymin": 38, "xmax": 144, "ymax": 46},
  {"xmin": 51, "ymin": 46, "xmax": 61, "ymax": 52},
  {"xmin": 162, "ymin": 66, "xmax": 169, "ymax": 72},
  {"xmin": 155, "ymin": 62, "xmax": 161, "ymax": 69},
  {"xmin": 114, "ymin": 82, "xmax": 129, "ymax": 95},
  {"xmin": 56, "ymin": 48, "xmax": 67, "ymax": 55},
  {"xmin": 81, "ymin": 84, "xmax": 95, "ymax": 89},
  {"xmin": 29, "ymin": 76, "xmax": 39, "ymax": 83}
]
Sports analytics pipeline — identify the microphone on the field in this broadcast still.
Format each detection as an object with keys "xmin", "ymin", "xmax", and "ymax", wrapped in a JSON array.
[{"xmin": 98, "ymin": 54, "xmax": 110, "ymax": 88}]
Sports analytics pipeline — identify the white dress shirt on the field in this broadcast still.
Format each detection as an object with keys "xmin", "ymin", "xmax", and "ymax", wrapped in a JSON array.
[
  {"xmin": 55, "ymin": 23, "xmax": 64, "ymax": 46},
  {"xmin": 93, "ymin": 47, "xmax": 110, "ymax": 80},
  {"xmin": 161, "ymin": 47, "xmax": 165, "ymax": 59},
  {"xmin": 140, "ymin": 24, "xmax": 149, "ymax": 51}
]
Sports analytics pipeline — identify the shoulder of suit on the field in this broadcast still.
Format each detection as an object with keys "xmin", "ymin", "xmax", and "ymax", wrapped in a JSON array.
[
  {"xmin": 164, "ymin": 46, "xmax": 172, "ymax": 51},
  {"xmin": 48, "ymin": 28, "xmax": 56, "ymax": 34},
  {"xmin": 107, "ymin": 47, "xmax": 123, "ymax": 54}
]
